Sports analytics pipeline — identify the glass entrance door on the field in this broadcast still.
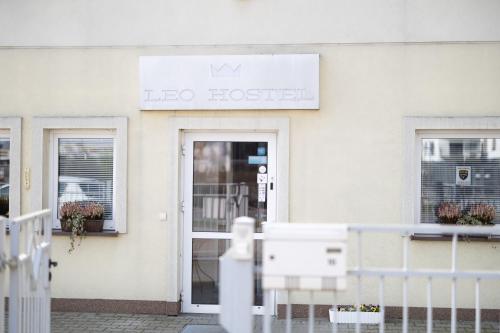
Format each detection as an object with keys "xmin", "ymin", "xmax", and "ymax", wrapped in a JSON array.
[{"xmin": 182, "ymin": 132, "xmax": 276, "ymax": 314}]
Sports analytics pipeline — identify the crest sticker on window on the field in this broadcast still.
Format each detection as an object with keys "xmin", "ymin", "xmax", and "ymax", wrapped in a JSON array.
[{"xmin": 456, "ymin": 166, "xmax": 471, "ymax": 186}]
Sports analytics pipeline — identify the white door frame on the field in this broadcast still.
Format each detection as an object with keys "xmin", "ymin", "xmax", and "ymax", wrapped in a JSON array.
[
  {"xmin": 166, "ymin": 117, "xmax": 289, "ymax": 315},
  {"xmin": 181, "ymin": 131, "xmax": 276, "ymax": 314}
]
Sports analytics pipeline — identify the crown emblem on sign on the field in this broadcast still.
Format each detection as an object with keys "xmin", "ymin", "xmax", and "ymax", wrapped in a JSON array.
[{"xmin": 210, "ymin": 63, "xmax": 242, "ymax": 77}]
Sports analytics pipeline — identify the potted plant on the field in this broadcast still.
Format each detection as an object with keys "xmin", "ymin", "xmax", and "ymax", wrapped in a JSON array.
[
  {"xmin": 329, "ymin": 304, "xmax": 381, "ymax": 324},
  {"xmin": 468, "ymin": 203, "xmax": 496, "ymax": 225},
  {"xmin": 82, "ymin": 202, "xmax": 105, "ymax": 232},
  {"xmin": 59, "ymin": 201, "xmax": 86, "ymax": 253},
  {"xmin": 436, "ymin": 202, "xmax": 461, "ymax": 224}
]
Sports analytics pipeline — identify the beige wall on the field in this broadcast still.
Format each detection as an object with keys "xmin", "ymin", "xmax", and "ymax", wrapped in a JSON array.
[
  {"xmin": 1, "ymin": 43, "xmax": 500, "ymax": 308},
  {"xmin": 2, "ymin": 0, "xmax": 500, "ymax": 45}
]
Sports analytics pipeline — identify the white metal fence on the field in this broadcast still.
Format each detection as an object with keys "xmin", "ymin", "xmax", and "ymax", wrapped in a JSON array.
[
  {"xmin": 220, "ymin": 219, "xmax": 500, "ymax": 333},
  {"xmin": 0, "ymin": 209, "xmax": 52, "ymax": 333}
]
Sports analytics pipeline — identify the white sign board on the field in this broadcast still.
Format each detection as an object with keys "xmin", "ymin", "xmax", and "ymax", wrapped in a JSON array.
[
  {"xmin": 140, "ymin": 54, "xmax": 319, "ymax": 110},
  {"xmin": 456, "ymin": 166, "xmax": 471, "ymax": 186}
]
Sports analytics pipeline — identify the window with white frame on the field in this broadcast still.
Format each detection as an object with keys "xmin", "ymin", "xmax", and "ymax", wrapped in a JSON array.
[
  {"xmin": 419, "ymin": 132, "xmax": 500, "ymax": 225},
  {"xmin": 51, "ymin": 131, "xmax": 117, "ymax": 230},
  {"xmin": 404, "ymin": 118, "xmax": 500, "ymax": 234}
]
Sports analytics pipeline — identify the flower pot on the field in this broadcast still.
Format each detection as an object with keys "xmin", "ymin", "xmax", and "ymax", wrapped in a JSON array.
[
  {"xmin": 84, "ymin": 219, "xmax": 104, "ymax": 232},
  {"xmin": 329, "ymin": 309, "xmax": 382, "ymax": 324},
  {"xmin": 438, "ymin": 217, "xmax": 459, "ymax": 224}
]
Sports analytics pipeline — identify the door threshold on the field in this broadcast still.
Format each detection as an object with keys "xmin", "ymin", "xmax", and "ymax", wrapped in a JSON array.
[{"xmin": 181, "ymin": 324, "xmax": 226, "ymax": 333}]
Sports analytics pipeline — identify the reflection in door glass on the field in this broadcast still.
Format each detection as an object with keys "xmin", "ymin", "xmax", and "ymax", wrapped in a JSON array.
[
  {"xmin": 191, "ymin": 239, "xmax": 263, "ymax": 306},
  {"xmin": 192, "ymin": 142, "xmax": 268, "ymax": 233},
  {"xmin": 191, "ymin": 239, "xmax": 229, "ymax": 305},
  {"xmin": 0, "ymin": 139, "xmax": 10, "ymax": 217}
]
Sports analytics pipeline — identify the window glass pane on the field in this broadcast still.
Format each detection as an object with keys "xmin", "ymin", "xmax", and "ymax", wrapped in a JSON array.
[
  {"xmin": 58, "ymin": 138, "xmax": 114, "ymax": 220},
  {"xmin": 191, "ymin": 239, "xmax": 263, "ymax": 306},
  {"xmin": 192, "ymin": 141, "xmax": 268, "ymax": 233},
  {"xmin": 0, "ymin": 139, "xmax": 9, "ymax": 217},
  {"xmin": 421, "ymin": 138, "xmax": 500, "ymax": 224}
]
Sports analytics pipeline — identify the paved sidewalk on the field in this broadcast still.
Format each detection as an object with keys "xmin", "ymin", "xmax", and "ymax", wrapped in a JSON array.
[{"xmin": 51, "ymin": 312, "xmax": 500, "ymax": 333}]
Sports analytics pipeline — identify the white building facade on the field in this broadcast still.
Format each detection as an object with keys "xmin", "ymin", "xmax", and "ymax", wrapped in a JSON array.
[{"xmin": 1, "ymin": 0, "xmax": 500, "ymax": 318}]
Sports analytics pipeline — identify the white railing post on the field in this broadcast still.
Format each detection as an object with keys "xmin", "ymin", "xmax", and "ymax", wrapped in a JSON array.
[
  {"xmin": 402, "ymin": 234, "xmax": 410, "ymax": 333},
  {"xmin": 426, "ymin": 277, "xmax": 433, "ymax": 333},
  {"xmin": 379, "ymin": 276, "xmax": 385, "ymax": 333},
  {"xmin": 8, "ymin": 209, "xmax": 51, "ymax": 333},
  {"xmin": 219, "ymin": 216, "xmax": 255, "ymax": 333},
  {"xmin": 474, "ymin": 278, "xmax": 480, "ymax": 333},
  {"xmin": 286, "ymin": 291, "xmax": 292, "ymax": 333},
  {"xmin": 356, "ymin": 230, "xmax": 362, "ymax": 333},
  {"xmin": 0, "ymin": 218, "xmax": 6, "ymax": 333},
  {"xmin": 308, "ymin": 291, "xmax": 314, "ymax": 333},
  {"xmin": 450, "ymin": 233, "xmax": 458, "ymax": 333},
  {"xmin": 9, "ymin": 218, "xmax": 21, "ymax": 333}
]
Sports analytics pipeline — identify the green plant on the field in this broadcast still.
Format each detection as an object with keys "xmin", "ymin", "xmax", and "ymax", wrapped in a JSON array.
[
  {"xmin": 60, "ymin": 201, "xmax": 86, "ymax": 253},
  {"xmin": 337, "ymin": 304, "xmax": 380, "ymax": 312},
  {"xmin": 457, "ymin": 214, "xmax": 482, "ymax": 226}
]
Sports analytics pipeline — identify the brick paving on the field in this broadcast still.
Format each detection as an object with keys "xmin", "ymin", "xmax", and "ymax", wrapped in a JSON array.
[{"xmin": 51, "ymin": 312, "xmax": 500, "ymax": 333}]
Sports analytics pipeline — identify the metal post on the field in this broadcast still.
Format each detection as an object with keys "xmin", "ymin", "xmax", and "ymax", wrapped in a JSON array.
[
  {"xmin": 0, "ymin": 219, "xmax": 5, "ymax": 333},
  {"xmin": 379, "ymin": 276, "xmax": 385, "ymax": 333},
  {"xmin": 451, "ymin": 234, "xmax": 458, "ymax": 333},
  {"xmin": 9, "ymin": 220, "xmax": 20, "ymax": 333},
  {"xmin": 263, "ymin": 290, "xmax": 272, "ymax": 333},
  {"xmin": 356, "ymin": 231, "xmax": 362, "ymax": 333},
  {"xmin": 219, "ymin": 217, "xmax": 255, "ymax": 333},
  {"xmin": 475, "ymin": 279, "xmax": 480, "ymax": 333},
  {"xmin": 286, "ymin": 291, "xmax": 292, "ymax": 333},
  {"xmin": 332, "ymin": 290, "xmax": 338, "ymax": 333},
  {"xmin": 427, "ymin": 277, "xmax": 433, "ymax": 333},
  {"xmin": 308, "ymin": 291, "xmax": 314, "ymax": 333},
  {"xmin": 402, "ymin": 235, "xmax": 409, "ymax": 333}
]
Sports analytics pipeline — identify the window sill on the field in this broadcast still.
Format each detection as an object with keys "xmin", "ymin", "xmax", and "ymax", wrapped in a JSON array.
[
  {"xmin": 52, "ymin": 230, "xmax": 119, "ymax": 237},
  {"xmin": 411, "ymin": 234, "xmax": 500, "ymax": 242}
]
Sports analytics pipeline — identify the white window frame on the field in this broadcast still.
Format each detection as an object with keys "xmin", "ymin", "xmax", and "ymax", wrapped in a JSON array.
[
  {"xmin": 32, "ymin": 117, "xmax": 127, "ymax": 233},
  {"xmin": 49, "ymin": 130, "xmax": 117, "ymax": 231},
  {"xmin": 0, "ymin": 117, "xmax": 21, "ymax": 219},
  {"xmin": 403, "ymin": 117, "xmax": 500, "ymax": 235}
]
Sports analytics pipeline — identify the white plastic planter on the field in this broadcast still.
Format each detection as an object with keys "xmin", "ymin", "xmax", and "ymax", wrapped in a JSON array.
[{"xmin": 329, "ymin": 309, "xmax": 382, "ymax": 324}]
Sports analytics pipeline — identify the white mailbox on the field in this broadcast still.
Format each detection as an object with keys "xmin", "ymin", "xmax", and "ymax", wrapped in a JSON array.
[{"xmin": 262, "ymin": 223, "xmax": 348, "ymax": 291}]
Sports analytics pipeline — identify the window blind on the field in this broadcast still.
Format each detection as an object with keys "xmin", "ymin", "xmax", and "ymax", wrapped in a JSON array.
[
  {"xmin": 421, "ymin": 138, "xmax": 500, "ymax": 224},
  {"xmin": 58, "ymin": 138, "xmax": 114, "ymax": 220}
]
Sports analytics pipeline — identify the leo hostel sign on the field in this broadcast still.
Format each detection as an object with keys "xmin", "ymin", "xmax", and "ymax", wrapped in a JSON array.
[{"xmin": 139, "ymin": 54, "xmax": 319, "ymax": 110}]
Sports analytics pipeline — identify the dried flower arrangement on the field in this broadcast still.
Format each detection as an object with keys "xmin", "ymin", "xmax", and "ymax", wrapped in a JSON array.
[
  {"xmin": 81, "ymin": 202, "xmax": 105, "ymax": 220},
  {"xmin": 437, "ymin": 202, "xmax": 496, "ymax": 226},
  {"xmin": 436, "ymin": 202, "xmax": 462, "ymax": 224},
  {"xmin": 469, "ymin": 203, "xmax": 496, "ymax": 225},
  {"xmin": 59, "ymin": 201, "xmax": 105, "ymax": 253}
]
